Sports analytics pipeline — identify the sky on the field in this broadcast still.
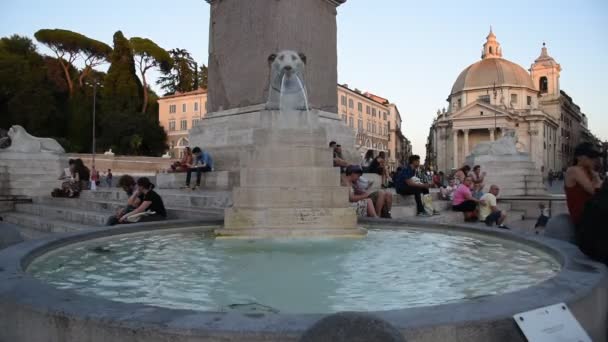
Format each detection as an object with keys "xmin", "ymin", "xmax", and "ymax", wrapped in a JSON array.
[{"xmin": 2, "ymin": 0, "xmax": 607, "ymax": 157}]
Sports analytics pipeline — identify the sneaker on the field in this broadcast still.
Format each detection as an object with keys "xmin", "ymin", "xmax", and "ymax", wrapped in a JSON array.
[
  {"xmin": 497, "ymin": 224, "xmax": 510, "ymax": 230},
  {"xmin": 417, "ymin": 211, "xmax": 432, "ymax": 217},
  {"xmin": 432, "ymin": 210, "xmax": 440, "ymax": 216},
  {"xmin": 181, "ymin": 185, "xmax": 190, "ymax": 189},
  {"xmin": 191, "ymin": 185, "xmax": 200, "ymax": 190}
]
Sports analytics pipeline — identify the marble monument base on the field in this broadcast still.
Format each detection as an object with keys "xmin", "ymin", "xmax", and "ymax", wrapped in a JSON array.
[
  {"xmin": 465, "ymin": 154, "xmax": 547, "ymax": 197},
  {"xmin": 189, "ymin": 105, "xmax": 358, "ymax": 172},
  {"xmin": 208, "ymin": 108, "xmax": 364, "ymax": 238}
]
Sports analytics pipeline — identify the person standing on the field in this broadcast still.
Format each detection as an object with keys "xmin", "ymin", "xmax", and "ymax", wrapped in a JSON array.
[
  {"xmin": 478, "ymin": 185, "xmax": 508, "ymax": 229},
  {"xmin": 395, "ymin": 155, "xmax": 435, "ymax": 217},
  {"xmin": 106, "ymin": 169, "xmax": 113, "ymax": 187},
  {"xmin": 565, "ymin": 143, "xmax": 602, "ymax": 226}
]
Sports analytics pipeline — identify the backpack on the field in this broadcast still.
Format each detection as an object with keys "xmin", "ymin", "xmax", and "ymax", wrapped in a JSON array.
[{"xmin": 578, "ymin": 179, "xmax": 608, "ymax": 264}]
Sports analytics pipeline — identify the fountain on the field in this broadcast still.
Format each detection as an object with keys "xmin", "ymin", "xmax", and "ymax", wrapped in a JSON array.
[
  {"xmin": 220, "ymin": 48, "xmax": 363, "ymax": 237},
  {"xmin": 0, "ymin": 1, "xmax": 607, "ymax": 341}
]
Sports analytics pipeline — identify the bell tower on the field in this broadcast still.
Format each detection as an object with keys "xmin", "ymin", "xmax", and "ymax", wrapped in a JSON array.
[
  {"xmin": 481, "ymin": 27, "xmax": 502, "ymax": 59},
  {"xmin": 530, "ymin": 43, "xmax": 561, "ymax": 97}
]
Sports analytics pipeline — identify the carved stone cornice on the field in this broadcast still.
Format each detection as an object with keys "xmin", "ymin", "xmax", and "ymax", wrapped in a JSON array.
[{"xmin": 205, "ymin": 0, "xmax": 346, "ymax": 6}]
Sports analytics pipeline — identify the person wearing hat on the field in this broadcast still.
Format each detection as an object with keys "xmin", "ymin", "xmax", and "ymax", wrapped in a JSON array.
[{"xmin": 564, "ymin": 142, "xmax": 603, "ymax": 226}]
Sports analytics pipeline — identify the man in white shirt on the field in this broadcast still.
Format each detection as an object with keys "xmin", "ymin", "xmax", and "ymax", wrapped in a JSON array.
[{"xmin": 479, "ymin": 184, "xmax": 508, "ymax": 229}]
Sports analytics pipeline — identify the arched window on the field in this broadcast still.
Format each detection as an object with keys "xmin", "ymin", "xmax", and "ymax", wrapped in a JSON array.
[
  {"xmin": 177, "ymin": 137, "xmax": 190, "ymax": 147},
  {"xmin": 539, "ymin": 77, "xmax": 548, "ymax": 94},
  {"xmin": 489, "ymin": 47, "xmax": 493, "ymax": 54}
]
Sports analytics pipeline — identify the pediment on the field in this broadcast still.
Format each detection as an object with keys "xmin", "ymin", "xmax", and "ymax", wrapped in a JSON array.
[{"xmin": 451, "ymin": 101, "xmax": 511, "ymax": 120}]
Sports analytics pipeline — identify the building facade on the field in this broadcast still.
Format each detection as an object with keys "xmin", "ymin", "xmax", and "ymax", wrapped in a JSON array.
[
  {"xmin": 427, "ymin": 30, "xmax": 599, "ymax": 174},
  {"xmin": 158, "ymin": 89, "xmax": 208, "ymax": 158},
  {"xmin": 159, "ymin": 86, "xmax": 409, "ymax": 167},
  {"xmin": 337, "ymin": 84, "xmax": 406, "ymax": 170}
]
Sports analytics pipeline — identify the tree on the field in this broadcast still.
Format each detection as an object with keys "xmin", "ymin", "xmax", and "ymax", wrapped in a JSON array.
[
  {"xmin": 0, "ymin": 35, "xmax": 64, "ymax": 136},
  {"xmin": 156, "ymin": 48, "xmax": 197, "ymax": 95},
  {"xmin": 78, "ymin": 38, "xmax": 112, "ymax": 87},
  {"xmin": 100, "ymin": 31, "xmax": 142, "ymax": 115},
  {"xmin": 34, "ymin": 29, "xmax": 109, "ymax": 96},
  {"xmin": 130, "ymin": 37, "xmax": 172, "ymax": 113},
  {"xmin": 198, "ymin": 64, "xmax": 208, "ymax": 90}
]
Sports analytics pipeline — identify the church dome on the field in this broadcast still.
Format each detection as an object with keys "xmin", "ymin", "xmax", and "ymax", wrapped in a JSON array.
[{"xmin": 450, "ymin": 29, "xmax": 536, "ymax": 95}]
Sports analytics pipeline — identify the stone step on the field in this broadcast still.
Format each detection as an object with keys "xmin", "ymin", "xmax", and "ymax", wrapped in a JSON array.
[
  {"xmin": 32, "ymin": 197, "xmax": 223, "ymax": 220},
  {"xmin": 15, "ymin": 203, "xmax": 109, "ymax": 226},
  {"xmin": 224, "ymin": 207, "xmax": 356, "ymax": 230},
  {"xmin": 79, "ymin": 189, "xmax": 233, "ymax": 209},
  {"xmin": 240, "ymin": 167, "xmax": 340, "ymax": 187},
  {"xmin": 1, "ymin": 211, "xmax": 89, "ymax": 234},
  {"xmin": 156, "ymin": 171, "xmax": 239, "ymax": 190},
  {"xmin": 0, "ymin": 179, "xmax": 63, "ymax": 189},
  {"xmin": 232, "ymin": 186, "xmax": 350, "ymax": 208},
  {"xmin": 240, "ymin": 146, "xmax": 333, "ymax": 168}
]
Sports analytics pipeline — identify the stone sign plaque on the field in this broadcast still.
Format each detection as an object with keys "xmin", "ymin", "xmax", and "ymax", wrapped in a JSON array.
[{"xmin": 514, "ymin": 303, "xmax": 591, "ymax": 342}]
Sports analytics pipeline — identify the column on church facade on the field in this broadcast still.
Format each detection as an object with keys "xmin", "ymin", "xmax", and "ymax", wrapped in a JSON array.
[
  {"xmin": 436, "ymin": 127, "xmax": 445, "ymax": 172},
  {"xmin": 463, "ymin": 129, "xmax": 470, "ymax": 158},
  {"xmin": 489, "ymin": 128, "xmax": 495, "ymax": 141},
  {"xmin": 453, "ymin": 130, "xmax": 459, "ymax": 169}
]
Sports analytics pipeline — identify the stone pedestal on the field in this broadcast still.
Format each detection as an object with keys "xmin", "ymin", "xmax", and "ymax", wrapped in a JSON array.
[
  {"xmin": 0, "ymin": 152, "xmax": 66, "ymax": 197},
  {"xmin": 465, "ymin": 154, "xmax": 546, "ymax": 197},
  {"xmin": 189, "ymin": 105, "xmax": 358, "ymax": 171},
  {"xmin": 218, "ymin": 109, "xmax": 364, "ymax": 238},
  {"xmin": 205, "ymin": 0, "xmax": 346, "ymax": 113}
]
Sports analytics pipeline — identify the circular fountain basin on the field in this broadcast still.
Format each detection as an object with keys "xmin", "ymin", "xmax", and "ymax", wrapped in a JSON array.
[
  {"xmin": 0, "ymin": 220, "xmax": 606, "ymax": 342},
  {"xmin": 28, "ymin": 228, "xmax": 558, "ymax": 314}
]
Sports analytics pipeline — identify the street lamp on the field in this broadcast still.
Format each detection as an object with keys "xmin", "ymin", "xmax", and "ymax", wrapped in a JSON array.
[{"xmin": 85, "ymin": 80, "xmax": 103, "ymax": 186}]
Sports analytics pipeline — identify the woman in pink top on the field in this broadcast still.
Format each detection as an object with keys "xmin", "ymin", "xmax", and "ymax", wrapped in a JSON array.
[{"xmin": 452, "ymin": 176, "xmax": 485, "ymax": 222}]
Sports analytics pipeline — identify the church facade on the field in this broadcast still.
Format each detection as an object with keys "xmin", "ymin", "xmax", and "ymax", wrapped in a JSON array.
[{"xmin": 426, "ymin": 30, "xmax": 599, "ymax": 174}]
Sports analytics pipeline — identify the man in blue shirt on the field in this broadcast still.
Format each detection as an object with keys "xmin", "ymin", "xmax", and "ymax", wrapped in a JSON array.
[
  {"xmin": 395, "ymin": 155, "xmax": 433, "ymax": 217},
  {"xmin": 184, "ymin": 147, "xmax": 213, "ymax": 190}
]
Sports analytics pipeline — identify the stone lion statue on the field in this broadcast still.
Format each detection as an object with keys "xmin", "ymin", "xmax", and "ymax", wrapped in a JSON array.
[
  {"xmin": 265, "ymin": 50, "xmax": 308, "ymax": 111},
  {"xmin": 470, "ymin": 129, "xmax": 519, "ymax": 156},
  {"xmin": 0, "ymin": 125, "xmax": 65, "ymax": 153}
]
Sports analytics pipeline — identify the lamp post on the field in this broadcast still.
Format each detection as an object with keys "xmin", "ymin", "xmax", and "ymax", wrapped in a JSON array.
[{"xmin": 85, "ymin": 80, "xmax": 103, "ymax": 186}]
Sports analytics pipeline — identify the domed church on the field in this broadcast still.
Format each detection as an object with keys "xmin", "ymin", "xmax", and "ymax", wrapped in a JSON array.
[{"xmin": 427, "ymin": 29, "xmax": 599, "ymax": 174}]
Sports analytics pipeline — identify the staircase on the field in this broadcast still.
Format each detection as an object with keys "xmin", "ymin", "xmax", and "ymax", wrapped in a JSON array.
[{"xmin": 1, "ymin": 188, "xmax": 230, "ymax": 240}]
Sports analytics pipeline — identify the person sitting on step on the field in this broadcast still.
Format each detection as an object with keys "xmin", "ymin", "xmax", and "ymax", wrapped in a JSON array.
[
  {"xmin": 106, "ymin": 175, "xmax": 144, "ymax": 226},
  {"xmin": 368, "ymin": 151, "xmax": 390, "ymax": 188},
  {"xmin": 170, "ymin": 147, "xmax": 193, "ymax": 172},
  {"xmin": 452, "ymin": 176, "xmax": 485, "ymax": 222},
  {"xmin": 118, "ymin": 177, "xmax": 167, "ymax": 224},
  {"xmin": 345, "ymin": 165, "xmax": 378, "ymax": 218},
  {"xmin": 394, "ymin": 155, "xmax": 436, "ymax": 217},
  {"xmin": 331, "ymin": 142, "xmax": 349, "ymax": 172},
  {"xmin": 183, "ymin": 147, "xmax": 213, "ymax": 190},
  {"xmin": 478, "ymin": 184, "xmax": 508, "ymax": 229},
  {"xmin": 353, "ymin": 175, "xmax": 393, "ymax": 218},
  {"xmin": 439, "ymin": 178, "xmax": 457, "ymax": 201}
]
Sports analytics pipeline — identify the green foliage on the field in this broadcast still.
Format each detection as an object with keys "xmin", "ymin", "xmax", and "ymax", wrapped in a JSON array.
[
  {"xmin": 1, "ymin": 31, "xmax": 167, "ymax": 156},
  {"xmin": 0, "ymin": 35, "xmax": 65, "ymax": 138},
  {"xmin": 198, "ymin": 64, "xmax": 208, "ymax": 90},
  {"xmin": 34, "ymin": 29, "xmax": 90, "ymax": 56},
  {"xmin": 130, "ymin": 37, "xmax": 172, "ymax": 72},
  {"xmin": 130, "ymin": 37, "xmax": 172, "ymax": 112},
  {"xmin": 34, "ymin": 29, "xmax": 111, "ymax": 94},
  {"xmin": 98, "ymin": 111, "xmax": 167, "ymax": 156},
  {"xmin": 157, "ymin": 48, "xmax": 199, "ymax": 95},
  {"xmin": 100, "ymin": 31, "xmax": 142, "ymax": 115}
]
